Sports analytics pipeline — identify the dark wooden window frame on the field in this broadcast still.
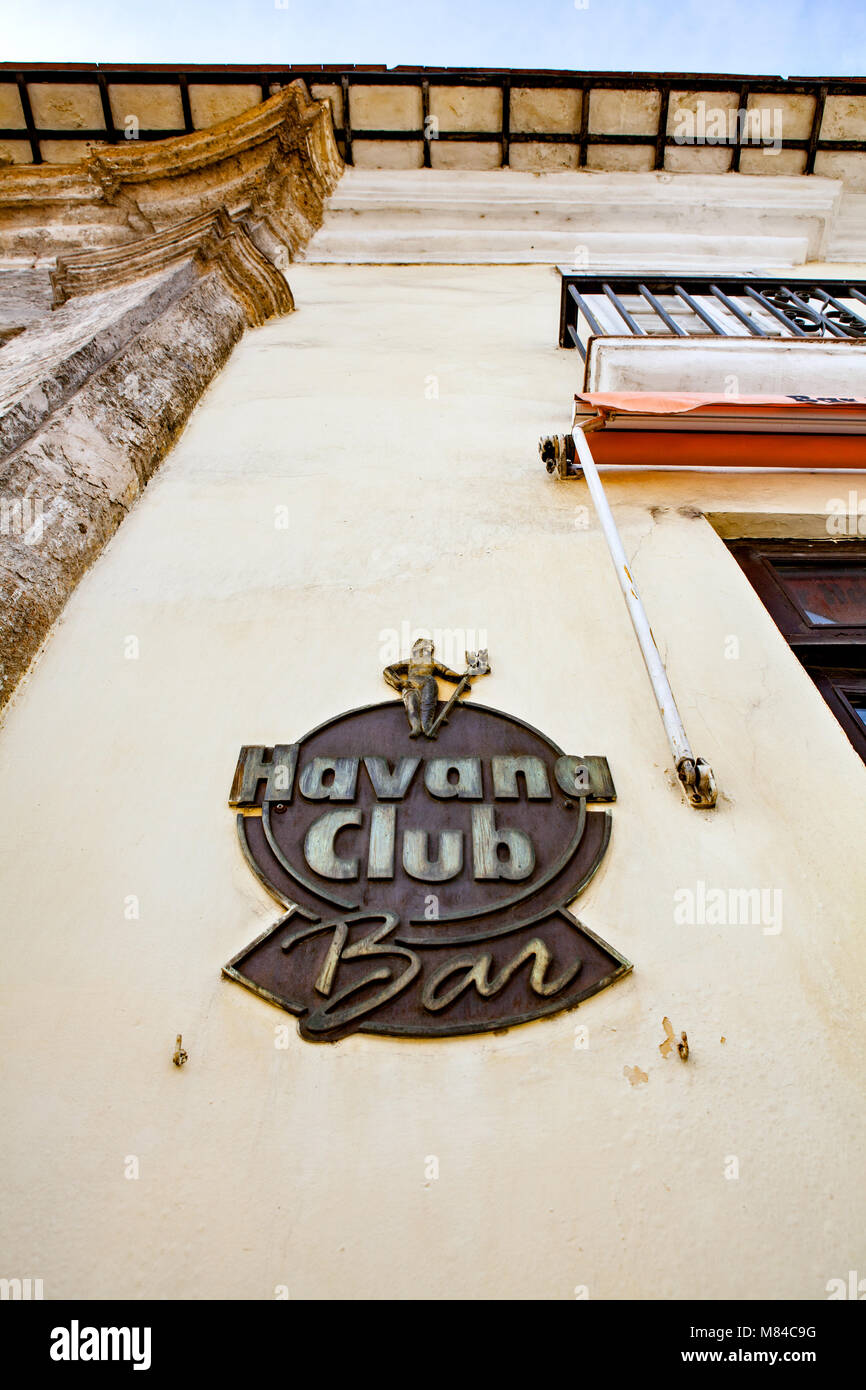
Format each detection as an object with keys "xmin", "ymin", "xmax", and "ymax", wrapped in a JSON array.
[{"xmin": 728, "ymin": 538, "xmax": 866, "ymax": 764}]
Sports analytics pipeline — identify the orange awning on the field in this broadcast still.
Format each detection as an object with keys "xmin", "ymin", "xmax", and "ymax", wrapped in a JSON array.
[{"xmin": 572, "ymin": 393, "xmax": 866, "ymax": 469}]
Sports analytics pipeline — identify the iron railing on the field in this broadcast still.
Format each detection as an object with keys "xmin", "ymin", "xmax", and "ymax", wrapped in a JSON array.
[{"xmin": 559, "ymin": 273, "xmax": 866, "ymax": 357}]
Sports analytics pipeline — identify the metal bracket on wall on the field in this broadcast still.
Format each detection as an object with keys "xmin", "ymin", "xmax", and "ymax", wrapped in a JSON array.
[
  {"xmin": 539, "ymin": 431, "xmax": 579, "ymax": 478},
  {"xmin": 538, "ymin": 427, "xmax": 718, "ymax": 809}
]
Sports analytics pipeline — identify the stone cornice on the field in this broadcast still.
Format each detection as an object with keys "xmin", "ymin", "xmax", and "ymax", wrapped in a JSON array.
[
  {"xmin": 50, "ymin": 208, "xmax": 293, "ymax": 325},
  {"xmin": 0, "ymin": 80, "xmax": 343, "ymax": 262},
  {"xmin": 0, "ymin": 79, "xmax": 343, "ymax": 713}
]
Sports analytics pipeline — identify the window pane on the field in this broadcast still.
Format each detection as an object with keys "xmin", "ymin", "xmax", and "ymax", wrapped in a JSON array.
[
  {"xmin": 846, "ymin": 695, "xmax": 866, "ymax": 729},
  {"xmin": 772, "ymin": 564, "xmax": 866, "ymax": 626}
]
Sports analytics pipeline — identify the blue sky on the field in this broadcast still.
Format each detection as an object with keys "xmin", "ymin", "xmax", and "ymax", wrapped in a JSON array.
[{"xmin": 1, "ymin": 0, "xmax": 864, "ymax": 75}]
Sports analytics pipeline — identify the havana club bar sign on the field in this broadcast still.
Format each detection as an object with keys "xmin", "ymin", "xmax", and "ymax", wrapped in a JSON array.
[{"xmin": 225, "ymin": 643, "xmax": 631, "ymax": 1041}]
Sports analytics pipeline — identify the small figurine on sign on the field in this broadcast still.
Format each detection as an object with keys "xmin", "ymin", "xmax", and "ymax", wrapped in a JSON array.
[{"xmin": 383, "ymin": 638, "xmax": 490, "ymax": 739}]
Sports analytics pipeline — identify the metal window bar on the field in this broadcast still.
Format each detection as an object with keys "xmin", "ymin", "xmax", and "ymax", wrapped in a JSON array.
[
  {"xmin": 558, "ymin": 275, "xmax": 866, "ymax": 350},
  {"xmin": 672, "ymin": 285, "xmax": 730, "ymax": 337},
  {"xmin": 780, "ymin": 285, "xmax": 849, "ymax": 338},
  {"xmin": 708, "ymin": 285, "xmax": 767, "ymax": 337},
  {"xmin": 637, "ymin": 284, "xmax": 688, "ymax": 337},
  {"xmin": 811, "ymin": 287, "xmax": 866, "ymax": 336},
  {"xmin": 602, "ymin": 284, "xmax": 646, "ymax": 336},
  {"xmin": 564, "ymin": 285, "xmax": 605, "ymax": 358},
  {"xmin": 743, "ymin": 286, "xmax": 809, "ymax": 337}
]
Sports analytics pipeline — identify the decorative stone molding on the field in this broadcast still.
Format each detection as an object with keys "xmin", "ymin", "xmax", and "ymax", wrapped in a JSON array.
[
  {"xmin": 51, "ymin": 208, "xmax": 293, "ymax": 325},
  {"xmin": 0, "ymin": 79, "xmax": 342, "ymax": 259},
  {"xmin": 0, "ymin": 79, "xmax": 343, "ymax": 713}
]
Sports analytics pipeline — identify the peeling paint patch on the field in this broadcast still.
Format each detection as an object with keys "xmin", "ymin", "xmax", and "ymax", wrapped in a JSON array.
[
  {"xmin": 660, "ymin": 1016, "xmax": 689, "ymax": 1061},
  {"xmin": 623, "ymin": 1064, "xmax": 648, "ymax": 1086}
]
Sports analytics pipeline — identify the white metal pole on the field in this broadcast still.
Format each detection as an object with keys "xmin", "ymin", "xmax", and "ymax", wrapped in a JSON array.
[{"xmin": 571, "ymin": 424, "xmax": 717, "ymax": 807}]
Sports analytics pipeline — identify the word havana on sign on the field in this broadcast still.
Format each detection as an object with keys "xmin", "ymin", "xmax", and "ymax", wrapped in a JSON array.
[{"xmin": 225, "ymin": 640, "xmax": 631, "ymax": 1041}]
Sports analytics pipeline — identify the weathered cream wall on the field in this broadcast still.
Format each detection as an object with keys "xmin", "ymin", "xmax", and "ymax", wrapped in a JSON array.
[{"xmin": 1, "ymin": 264, "xmax": 864, "ymax": 1300}]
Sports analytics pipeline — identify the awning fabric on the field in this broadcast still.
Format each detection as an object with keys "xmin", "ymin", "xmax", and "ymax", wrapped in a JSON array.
[{"xmin": 572, "ymin": 393, "xmax": 866, "ymax": 469}]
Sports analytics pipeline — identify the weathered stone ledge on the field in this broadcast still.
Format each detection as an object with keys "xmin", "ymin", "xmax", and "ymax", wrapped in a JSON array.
[
  {"xmin": 0, "ymin": 264, "xmax": 197, "ymax": 455},
  {"xmin": 0, "ymin": 79, "xmax": 343, "ymax": 712},
  {"xmin": 0, "ymin": 271, "xmax": 246, "ymax": 706}
]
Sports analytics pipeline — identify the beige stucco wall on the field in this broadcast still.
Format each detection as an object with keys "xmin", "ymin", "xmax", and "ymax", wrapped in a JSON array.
[{"xmin": 1, "ymin": 263, "xmax": 864, "ymax": 1300}]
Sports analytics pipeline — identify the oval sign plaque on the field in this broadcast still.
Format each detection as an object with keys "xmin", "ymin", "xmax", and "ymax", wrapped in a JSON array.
[{"xmin": 225, "ymin": 653, "xmax": 631, "ymax": 1041}]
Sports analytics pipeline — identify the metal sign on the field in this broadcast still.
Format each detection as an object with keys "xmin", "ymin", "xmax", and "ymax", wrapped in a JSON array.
[{"xmin": 225, "ymin": 643, "xmax": 631, "ymax": 1041}]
